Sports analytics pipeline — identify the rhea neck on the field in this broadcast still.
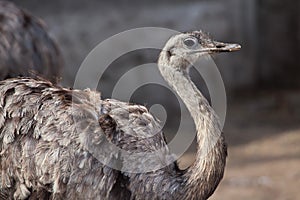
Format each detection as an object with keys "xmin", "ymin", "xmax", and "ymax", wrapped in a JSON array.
[
  {"xmin": 157, "ymin": 51, "xmax": 227, "ymax": 199},
  {"xmin": 157, "ymin": 51, "xmax": 221, "ymax": 132}
]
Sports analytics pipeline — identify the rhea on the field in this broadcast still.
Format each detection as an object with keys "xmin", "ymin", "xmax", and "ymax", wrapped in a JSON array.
[
  {"xmin": 0, "ymin": 31, "xmax": 240, "ymax": 199},
  {"xmin": 0, "ymin": 0, "xmax": 62, "ymax": 83}
]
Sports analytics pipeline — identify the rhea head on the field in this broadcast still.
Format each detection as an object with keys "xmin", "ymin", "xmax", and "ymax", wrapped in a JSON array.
[{"xmin": 158, "ymin": 30, "xmax": 241, "ymax": 72}]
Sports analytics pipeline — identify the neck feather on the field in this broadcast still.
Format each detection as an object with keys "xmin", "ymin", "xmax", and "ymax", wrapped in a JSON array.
[{"xmin": 158, "ymin": 53, "xmax": 227, "ymax": 199}]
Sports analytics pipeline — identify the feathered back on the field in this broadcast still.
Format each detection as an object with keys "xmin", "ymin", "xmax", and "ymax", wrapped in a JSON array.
[
  {"xmin": 0, "ymin": 1, "xmax": 63, "ymax": 83},
  {"xmin": 0, "ymin": 78, "xmax": 122, "ymax": 199},
  {"xmin": 0, "ymin": 77, "xmax": 171, "ymax": 199}
]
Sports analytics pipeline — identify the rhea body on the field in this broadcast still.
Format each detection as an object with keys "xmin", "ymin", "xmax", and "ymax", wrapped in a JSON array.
[{"xmin": 0, "ymin": 31, "xmax": 240, "ymax": 199}]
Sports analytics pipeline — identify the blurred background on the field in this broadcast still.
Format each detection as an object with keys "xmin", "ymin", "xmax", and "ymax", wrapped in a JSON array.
[{"xmin": 11, "ymin": 0, "xmax": 300, "ymax": 199}]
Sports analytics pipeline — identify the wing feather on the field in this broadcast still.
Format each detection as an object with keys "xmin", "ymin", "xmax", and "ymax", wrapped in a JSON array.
[
  {"xmin": 0, "ymin": 78, "xmax": 176, "ymax": 199},
  {"xmin": 0, "ymin": 78, "xmax": 122, "ymax": 199}
]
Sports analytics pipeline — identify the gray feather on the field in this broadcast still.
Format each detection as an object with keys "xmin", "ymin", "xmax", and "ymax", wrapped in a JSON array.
[{"xmin": 0, "ymin": 1, "xmax": 62, "ymax": 83}]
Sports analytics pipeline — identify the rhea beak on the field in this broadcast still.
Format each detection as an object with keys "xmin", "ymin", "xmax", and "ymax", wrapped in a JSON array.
[
  {"xmin": 191, "ymin": 41, "xmax": 241, "ymax": 54},
  {"xmin": 209, "ymin": 41, "xmax": 241, "ymax": 53}
]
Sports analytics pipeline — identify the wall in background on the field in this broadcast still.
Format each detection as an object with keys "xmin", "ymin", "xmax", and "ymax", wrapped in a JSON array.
[
  {"xmin": 11, "ymin": 0, "xmax": 255, "ymax": 91},
  {"xmin": 11, "ymin": 0, "xmax": 299, "ymax": 91},
  {"xmin": 257, "ymin": 0, "xmax": 300, "ymax": 88}
]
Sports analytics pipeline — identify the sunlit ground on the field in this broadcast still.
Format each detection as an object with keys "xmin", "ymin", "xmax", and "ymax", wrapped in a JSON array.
[{"xmin": 179, "ymin": 90, "xmax": 300, "ymax": 200}]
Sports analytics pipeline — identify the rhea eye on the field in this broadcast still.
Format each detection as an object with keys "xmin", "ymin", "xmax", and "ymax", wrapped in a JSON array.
[{"xmin": 183, "ymin": 37, "xmax": 198, "ymax": 48}]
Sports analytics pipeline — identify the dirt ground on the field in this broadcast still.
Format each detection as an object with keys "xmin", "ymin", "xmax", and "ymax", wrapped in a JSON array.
[{"xmin": 179, "ymin": 90, "xmax": 300, "ymax": 200}]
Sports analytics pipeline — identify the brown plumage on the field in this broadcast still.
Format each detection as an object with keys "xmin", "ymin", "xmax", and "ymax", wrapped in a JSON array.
[
  {"xmin": 0, "ymin": 31, "xmax": 240, "ymax": 199},
  {"xmin": 0, "ymin": 0, "xmax": 62, "ymax": 83},
  {"xmin": 0, "ymin": 78, "xmax": 125, "ymax": 199}
]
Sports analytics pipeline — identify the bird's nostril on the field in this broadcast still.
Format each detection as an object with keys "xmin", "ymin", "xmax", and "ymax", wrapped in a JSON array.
[{"xmin": 216, "ymin": 44, "xmax": 225, "ymax": 48}]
